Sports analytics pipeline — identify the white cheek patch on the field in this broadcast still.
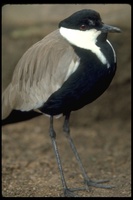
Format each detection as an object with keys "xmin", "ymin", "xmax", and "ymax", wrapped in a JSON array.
[{"xmin": 60, "ymin": 27, "xmax": 110, "ymax": 68}]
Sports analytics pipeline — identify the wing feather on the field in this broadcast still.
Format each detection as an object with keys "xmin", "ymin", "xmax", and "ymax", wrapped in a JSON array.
[{"xmin": 2, "ymin": 29, "xmax": 79, "ymax": 119}]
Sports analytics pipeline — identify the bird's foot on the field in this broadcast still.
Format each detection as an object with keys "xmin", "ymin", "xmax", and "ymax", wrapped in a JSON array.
[
  {"xmin": 61, "ymin": 179, "xmax": 114, "ymax": 196},
  {"xmin": 62, "ymin": 186, "xmax": 87, "ymax": 197},
  {"xmin": 84, "ymin": 178, "xmax": 114, "ymax": 189},
  {"xmin": 63, "ymin": 188, "xmax": 78, "ymax": 197}
]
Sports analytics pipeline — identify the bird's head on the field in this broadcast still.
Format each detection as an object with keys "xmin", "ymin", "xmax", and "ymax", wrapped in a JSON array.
[{"xmin": 59, "ymin": 9, "xmax": 121, "ymax": 49}]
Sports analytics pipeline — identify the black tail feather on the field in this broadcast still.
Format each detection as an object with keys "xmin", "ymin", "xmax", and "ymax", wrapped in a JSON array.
[{"xmin": 2, "ymin": 110, "xmax": 42, "ymax": 126}]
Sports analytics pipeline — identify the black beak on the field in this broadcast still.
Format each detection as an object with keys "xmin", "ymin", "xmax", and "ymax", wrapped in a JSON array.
[{"xmin": 101, "ymin": 23, "xmax": 121, "ymax": 33}]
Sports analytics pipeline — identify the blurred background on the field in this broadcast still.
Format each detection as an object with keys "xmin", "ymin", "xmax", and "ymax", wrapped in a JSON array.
[{"xmin": 2, "ymin": 4, "xmax": 131, "ymax": 197}]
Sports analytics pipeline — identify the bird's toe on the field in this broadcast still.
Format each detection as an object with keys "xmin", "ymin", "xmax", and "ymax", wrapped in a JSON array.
[{"xmin": 84, "ymin": 178, "xmax": 114, "ymax": 189}]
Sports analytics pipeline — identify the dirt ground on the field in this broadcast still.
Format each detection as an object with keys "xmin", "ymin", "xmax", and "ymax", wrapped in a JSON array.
[{"xmin": 2, "ymin": 4, "xmax": 131, "ymax": 197}]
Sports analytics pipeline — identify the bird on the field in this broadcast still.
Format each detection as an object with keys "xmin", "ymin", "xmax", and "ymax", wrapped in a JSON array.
[{"xmin": 2, "ymin": 9, "xmax": 121, "ymax": 197}]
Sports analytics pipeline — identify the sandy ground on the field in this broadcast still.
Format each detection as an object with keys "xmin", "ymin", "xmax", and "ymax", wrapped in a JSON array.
[{"xmin": 2, "ymin": 4, "xmax": 131, "ymax": 197}]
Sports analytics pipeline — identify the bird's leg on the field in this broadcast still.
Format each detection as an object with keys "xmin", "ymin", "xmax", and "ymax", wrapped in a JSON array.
[
  {"xmin": 49, "ymin": 116, "xmax": 78, "ymax": 197},
  {"xmin": 63, "ymin": 114, "xmax": 114, "ymax": 190}
]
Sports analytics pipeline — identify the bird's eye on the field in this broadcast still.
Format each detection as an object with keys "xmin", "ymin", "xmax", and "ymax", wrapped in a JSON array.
[{"xmin": 80, "ymin": 24, "xmax": 87, "ymax": 31}]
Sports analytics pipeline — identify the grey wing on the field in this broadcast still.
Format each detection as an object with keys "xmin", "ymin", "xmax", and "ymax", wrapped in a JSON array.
[{"xmin": 2, "ymin": 29, "xmax": 80, "ymax": 119}]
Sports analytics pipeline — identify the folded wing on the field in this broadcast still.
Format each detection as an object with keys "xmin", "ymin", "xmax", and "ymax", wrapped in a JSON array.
[{"xmin": 2, "ymin": 29, "xmax": 79, "ymax": 119}]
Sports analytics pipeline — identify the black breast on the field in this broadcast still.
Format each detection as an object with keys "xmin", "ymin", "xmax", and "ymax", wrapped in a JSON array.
[{"xmin": 40, "ymin": 41, "xmax": 116, "ymax": 116}]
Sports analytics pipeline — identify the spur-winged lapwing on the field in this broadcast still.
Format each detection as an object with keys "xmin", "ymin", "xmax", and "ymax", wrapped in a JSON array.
[{"xmin": 2, "ymin": 9, "xmax": 121, "ymax": 197}]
